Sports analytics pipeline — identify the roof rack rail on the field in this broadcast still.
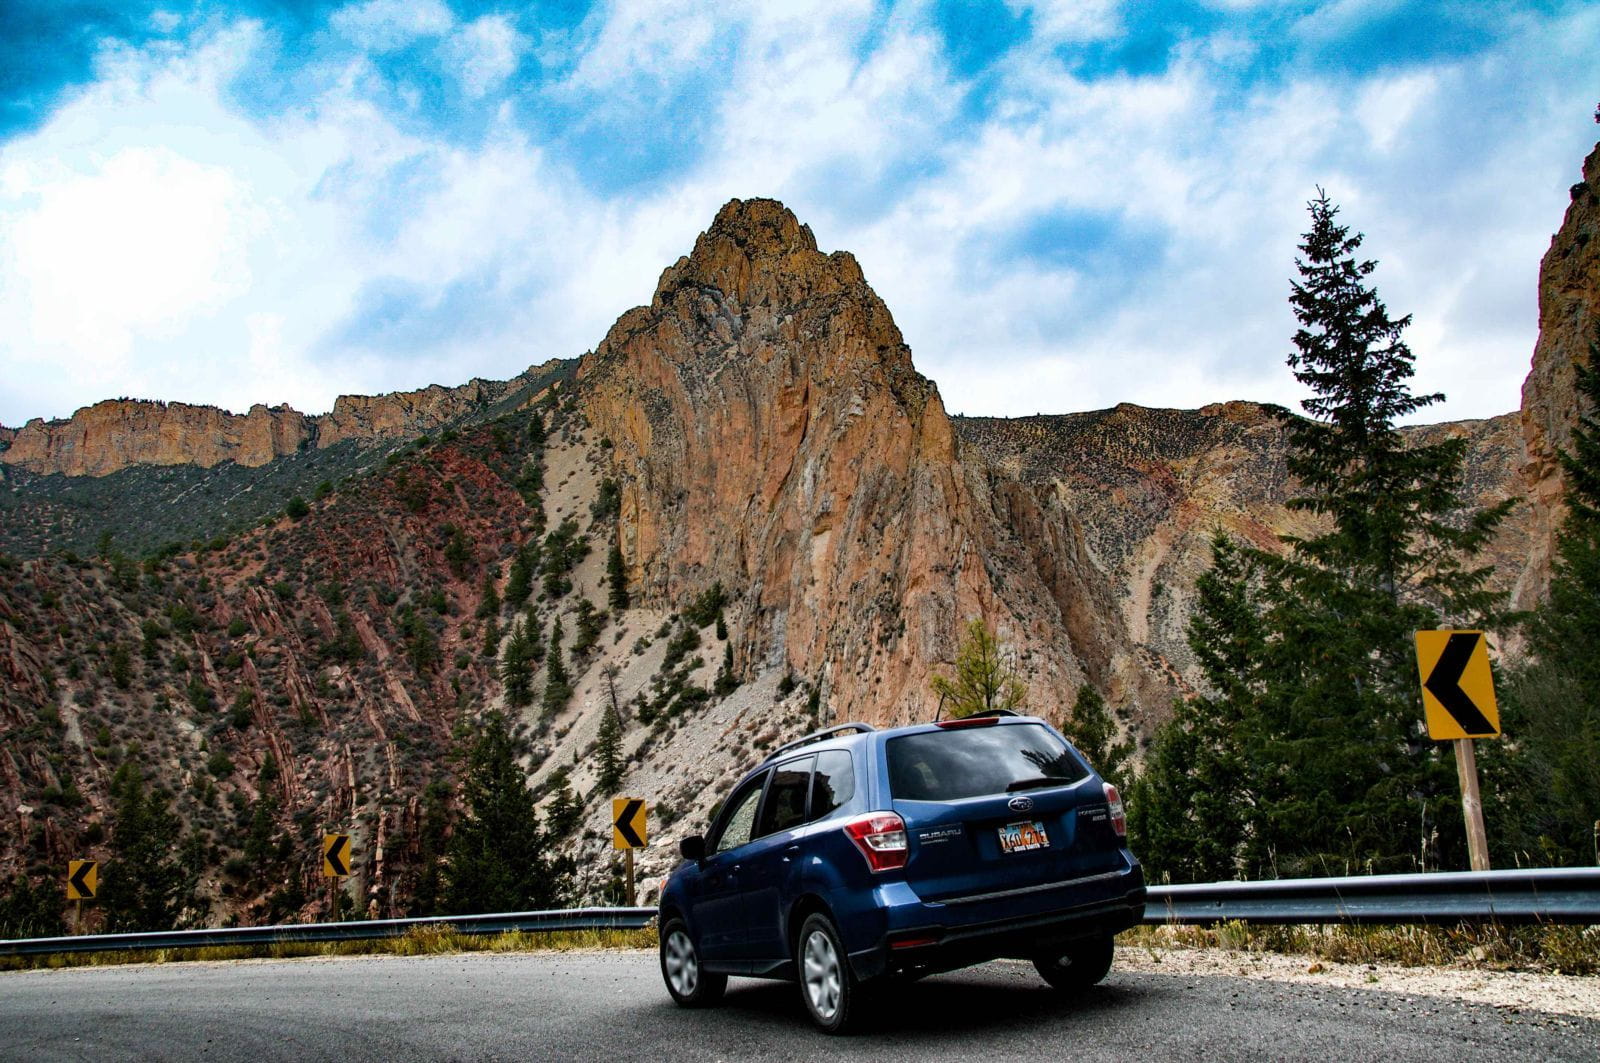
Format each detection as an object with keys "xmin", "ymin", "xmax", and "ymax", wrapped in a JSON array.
[{"xmin": 762, "ymin": 722, "xmax": 876, "ymax": 764}]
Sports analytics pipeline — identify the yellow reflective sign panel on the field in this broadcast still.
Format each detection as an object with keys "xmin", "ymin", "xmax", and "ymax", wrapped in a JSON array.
[
  {"xmin": 1414, "ymin": 630, "xmax": 1501, "ymax": 740},
  {"xmin": 612, "ymin": 798, "xmax": 647, "ymax": 850},
  {"xmin": 323, "ymin": 833, "xmax": 352, "ymax": 877},
  {"xmin": 67, "ymin": 860, "xmax": 98, "ymax": 900}
]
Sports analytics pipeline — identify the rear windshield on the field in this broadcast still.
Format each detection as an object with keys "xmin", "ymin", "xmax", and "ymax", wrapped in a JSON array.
[{"xmin": 887, "ymin": 723, "xmax": 1090, "ymax": 801}]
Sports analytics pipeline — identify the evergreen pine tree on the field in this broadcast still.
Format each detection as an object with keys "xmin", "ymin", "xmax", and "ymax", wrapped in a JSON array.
[
  {"xmin": 504, "ymin": 543, "xmax": 536, "ymax": 610},
  {"xmin": 542, "ymin": 617, "xmax": 571, "ymax": 715},
  {"xmin": 1129, "ymin": 536, "xmax": 1265, "ymax": 882},
  {"xmin": 476, "ymin": 572, "xmax": 500, "ymax": 619},
  {"xmin": 443, "ymin": 713, "xmax": 571, "ymax": 913},
  {"xmin": 1284, "ymin": 189, "xmax": 1511, "ymax": 618},
  {"xmin": 714, "ymin": 642, "xmax": 738, "ymax": 697},
  {"xmin": 99, "ymin": 763, "xmax": 201, "ymax": 932},
  {"xmin": 0, "ymin": 874, "xmax": 63, "ymax": 938},
  {"xmin": 110, "ymin": 643, "xmax": 132, "ymax": 689},
  {"xmin": 412, "ymin": 780, "xmax": 451, "ymax": 916},
  {"xmin": 1059, "ymin": 685, "xmax": 1132, "ymax": 792},
  {"xmin": 545, "ymin": 770, "xmax": 582, "ymax": 838},
  {"xmin": 595, "ymin": 702, "xmax": 624, "ymax": 796},
  {"xmin": 444, "ymin": 524, "xmax": 473, "ymax": 578},
  {"xmin": 499, "ymin": 622, "xmax": 534, "ymax": 708},
  {"xmin": 607, "ymin": 533, "xmax": 629, "ymax": 611},
  {"xmin": 1134, "ymin": 193, "xmax": 1512, "ymax": 881}
]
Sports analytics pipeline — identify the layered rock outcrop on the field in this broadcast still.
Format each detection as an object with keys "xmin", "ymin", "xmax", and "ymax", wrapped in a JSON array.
[
  {"xmin": 0, "ymin": 371, "xmax": 564, "ymax": 478},
  {"xmin": 1517, "ymin": 140, "xmax": 1600, "ymax": 607},
  {"xmin": 2, "ymin": 400, "xmax": 313, "ymax": 477}
]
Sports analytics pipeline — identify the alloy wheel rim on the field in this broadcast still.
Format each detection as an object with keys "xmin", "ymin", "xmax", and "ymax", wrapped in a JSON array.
[
  {"xmin": 666, "ymin": 930, "xmax": 699, "ymax": 996},
  {"xmin": 802, "ymin": 929, "xmax": 841, "ymax": 1021}
]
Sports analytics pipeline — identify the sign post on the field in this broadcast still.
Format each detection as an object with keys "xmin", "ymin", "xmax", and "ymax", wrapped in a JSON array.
[
  {"xmin": 66, "ymin": 860, "xmax": 97, "ymax": 934},
  {"xmin": 1414, "ymin": 630, "xmax": 1501, "ymax": 872},
  {"xmin": 611, "ymin": 798, "xmax": 647, "ymax": 906},
  {"xmin": 323, "ymin": 833, "xmax": 351, "ymax": 921}
]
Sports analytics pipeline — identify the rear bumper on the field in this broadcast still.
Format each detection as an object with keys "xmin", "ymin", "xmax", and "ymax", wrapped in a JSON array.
[{"xmin": 846, "ymin": 855, "xmax": 1146, "ymax": 981}]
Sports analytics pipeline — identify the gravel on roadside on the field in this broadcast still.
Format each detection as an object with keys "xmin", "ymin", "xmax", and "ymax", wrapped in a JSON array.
[{"xmin": 1112, "ymin": 944, "xmax": 1600, "ymax": 1019}]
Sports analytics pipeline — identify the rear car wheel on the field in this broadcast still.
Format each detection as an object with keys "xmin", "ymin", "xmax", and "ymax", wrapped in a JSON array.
[
  {"xmin": 797, "ymin": 913, "xmax": 858, "ymax": 1034},
  {"xmin": 1032, "ymin": 934, "xmax": 1115, "ymax": 992},
  {"xmin": 660, "ymin": 919, "xmax": 726, "ymax": 1007}
]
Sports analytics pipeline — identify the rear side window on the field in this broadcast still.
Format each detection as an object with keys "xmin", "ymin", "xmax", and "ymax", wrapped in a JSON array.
[
  {"xmin": 756, "ymin": 756, "xmax": 813, "ymax": 838},
  {"xmin": 887, "ymin": 723, "xmax": 1089, "ymax": 801},
  {"xmin": 809, "ymin": 749, "xmax": 854, "ymax": 821}
]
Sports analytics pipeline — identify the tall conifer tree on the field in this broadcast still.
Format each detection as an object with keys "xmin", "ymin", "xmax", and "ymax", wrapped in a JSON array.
[
  {"xmin": 443, "ymin": 713, "xmax": 570, "ymax": 913},
  {"xmin": 1135, "ymin": 192, "xmax": 1511, "ymax": 882}
]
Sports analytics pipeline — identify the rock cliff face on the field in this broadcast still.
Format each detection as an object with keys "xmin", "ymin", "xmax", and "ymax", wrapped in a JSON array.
[
  {"xmin": 2, "ymin": 400, "xmax": 313, "ymax": 477},
  {"xmin": 1517, "ymin": 140, "xmax": 1600, "ymax": 607},
  {"xmin": 958, "ymin": 405, "xmax": 1532, "ymax": 694},
  {"xmin": 0, "ymin": 371, "xmax": 567, "ymax": 478},
  {"xmin": 580, "ymin": 199, "xmax": 1129, "ymax": 725}
]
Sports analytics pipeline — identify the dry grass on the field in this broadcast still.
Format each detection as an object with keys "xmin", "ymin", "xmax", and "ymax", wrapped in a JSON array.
[
  {"xmin": 11, "ymin": 921, "xmax": 1596, "ymax": 977},
  {"xmin": 1119, "ymin": 921, "xmax": 1600, "ymax": 976},
  {"xmin": 0, "ymin": 925, "xmax": 658, "ymax": 973}
]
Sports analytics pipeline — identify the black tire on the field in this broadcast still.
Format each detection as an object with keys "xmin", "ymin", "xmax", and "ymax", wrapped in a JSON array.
[
  {"xmin": 1032, "ymin": 934, "xmax": 1115, "ymax": 992},
  {"xmin": 796, "ymin": 913, "xmax": 859, "ymax": 1034},
  {"xmin": 660, "ymin": 918, "xmax": 726, "ymax": 1007}
]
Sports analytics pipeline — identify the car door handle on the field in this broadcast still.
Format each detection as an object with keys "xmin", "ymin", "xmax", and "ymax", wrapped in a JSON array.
[{"xmin": 782, "ymin": 845, "xmax": 801, "ymax": 863}]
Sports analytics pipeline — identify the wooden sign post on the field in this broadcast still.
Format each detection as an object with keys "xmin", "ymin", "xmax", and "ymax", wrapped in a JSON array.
[
  {"xmin": 1415, "ymin": 631, "xmax": 1501, "ymax": 872},
  {"xmin": 612, "ymin": 799, "xmax": 647, "ymax": 906}
]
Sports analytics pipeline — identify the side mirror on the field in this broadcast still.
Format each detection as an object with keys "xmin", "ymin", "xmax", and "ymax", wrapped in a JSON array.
[{"xmin": 680, "ymin": 835, "xmax": 706, "ymax": 862}]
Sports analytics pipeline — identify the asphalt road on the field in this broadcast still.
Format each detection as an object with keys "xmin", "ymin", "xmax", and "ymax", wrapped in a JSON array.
[{"xmin": 1, "ymin": 950, "xmax": 1594, "ymax": 1062}]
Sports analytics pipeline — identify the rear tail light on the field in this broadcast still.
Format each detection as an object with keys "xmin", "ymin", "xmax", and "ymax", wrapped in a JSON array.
[
  {"xmin": 1103, "ymin": 782, "xmax": 1126, "ymax": 837},
  {"xmin": 936, "ymin": 715, "xmax": 1001, "ymax": 729},
  {"xmin": 843, "ymin": 812, "xmax": 908, "ymax": 873}
]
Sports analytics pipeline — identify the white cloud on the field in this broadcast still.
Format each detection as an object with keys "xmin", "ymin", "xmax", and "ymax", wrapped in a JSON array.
[
  {"xmin": 329, "ymin": 0, "xmax": 454, "ymax": 54},
  {"xmin": 557, "ymin": 0, "xmax": 723, "ymax": 96},
  {"xmin": 2, "ymin": 147, "xmax": 259, "ymax": 359},
  {"xmin": 1006, "ymin": 0, "xmax": 1122, "ymax": 43},
  {"xmin": 445, "ymin": 16, "xmax": 527, "ymax": 99},
  {"xmin": 1354, "ymin": 71, "xmax": 1435, "ymax": 153},
  {"xmin": 0, "ymin": 2, "xmax": 1595, "ymax": 432}
]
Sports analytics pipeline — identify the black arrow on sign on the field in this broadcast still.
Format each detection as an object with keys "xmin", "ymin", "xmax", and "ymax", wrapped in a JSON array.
[
  {"xmin": 1424, "ymin": 632, "xmax": 1495, "ymax": 736},
  {"xmin": 613, "ymin": 800, "xmax": 645, "ymax": 848},
  {"xmin": 325, "ymin": 835, "xmax": 350, "ymax": 876},
  {"xmin": 69, "ymin": 862, "xmax": 95, "ymax": 898}
]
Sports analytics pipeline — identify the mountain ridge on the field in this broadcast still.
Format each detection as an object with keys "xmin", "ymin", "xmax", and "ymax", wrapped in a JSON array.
[{"xmin": 0, "ymin": 144, "xmax": 1593, "ymax": 926}]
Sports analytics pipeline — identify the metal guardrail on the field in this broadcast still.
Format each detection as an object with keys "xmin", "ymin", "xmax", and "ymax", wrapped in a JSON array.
[
  {"xmin": 1146, "ymin": 867, "xmax": 1600, "ymax": 926},
  {"xmin": 4, "ymin": 869, "xmax": 1596, "ymax": 958},
  {"xmin": 0, "ymin": 906, "xmax": 654, "ymax": 958}
]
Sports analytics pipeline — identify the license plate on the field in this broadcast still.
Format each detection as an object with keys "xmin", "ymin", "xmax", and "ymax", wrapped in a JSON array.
[{"xmin": 998, "ymin": 820, "xmax": 1049, "ymax": 853}]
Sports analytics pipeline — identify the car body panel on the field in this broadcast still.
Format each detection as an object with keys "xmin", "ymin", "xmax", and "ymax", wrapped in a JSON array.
[{"xmin": 659, "ymin": 715, "xmax": 1145, "ymax": 985}]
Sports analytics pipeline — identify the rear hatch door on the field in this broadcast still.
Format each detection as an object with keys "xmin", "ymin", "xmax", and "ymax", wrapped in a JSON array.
[{"xmin": 888, "ymin": 721, "xmax": 1122, "ymax": 903}]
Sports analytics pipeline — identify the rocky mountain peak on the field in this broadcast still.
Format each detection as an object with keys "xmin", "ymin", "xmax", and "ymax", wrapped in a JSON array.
[{"xmin": 651, "ymin": 197, "xmax": 867, "ymax": 315}]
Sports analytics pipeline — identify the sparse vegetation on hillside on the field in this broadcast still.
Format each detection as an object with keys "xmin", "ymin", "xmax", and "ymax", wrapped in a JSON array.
[{"xmin": 0, "ymin": 401, "xmax": 591, "ymax": 933}]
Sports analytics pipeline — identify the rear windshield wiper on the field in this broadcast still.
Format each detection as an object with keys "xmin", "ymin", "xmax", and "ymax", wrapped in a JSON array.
[{"xmin": 1005, "ymin": 776, "xmax": 1066, "ymax": 792}]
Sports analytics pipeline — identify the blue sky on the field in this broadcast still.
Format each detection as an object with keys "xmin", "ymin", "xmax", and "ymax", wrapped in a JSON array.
[{"xmin": 1, "ymin": 0, "xmax": 1596, "ymax": 429}]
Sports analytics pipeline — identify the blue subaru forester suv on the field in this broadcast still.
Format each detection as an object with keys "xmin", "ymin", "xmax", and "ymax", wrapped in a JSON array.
[{"xmin": 657, "ymin": 710, "xmax": 1146, "ymax": 1032}]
